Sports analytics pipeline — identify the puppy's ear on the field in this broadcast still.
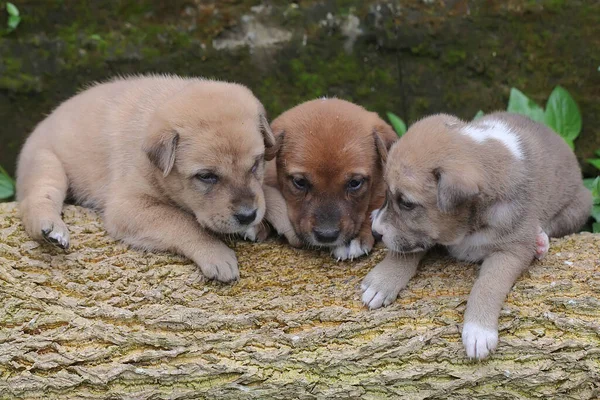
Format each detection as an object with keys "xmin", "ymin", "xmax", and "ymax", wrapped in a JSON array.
[
  {"xmin": 260, "ymin": 113, "xmax": 278, "ymax": 161},
  {"xmin": 144, "ymin": 128, "xmax": 179, "ymax": 177},
  {"xmin": 435, "ymin": 167, "xmax": 480, "ymax": 213},
  {"xmin": 373, "ymin": 118, "xmax": 398, "ymax": 164}
]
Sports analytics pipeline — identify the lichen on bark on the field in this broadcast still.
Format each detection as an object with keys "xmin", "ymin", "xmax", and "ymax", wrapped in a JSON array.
[{"xmin": 0, "ymin": 203, "xmax": 599, "ymax": 399}]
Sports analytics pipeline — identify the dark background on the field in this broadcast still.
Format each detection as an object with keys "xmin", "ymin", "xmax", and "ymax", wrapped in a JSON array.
[{"xmin": 1, "ymin": 0, "xmax": 599, "ymax": 176}]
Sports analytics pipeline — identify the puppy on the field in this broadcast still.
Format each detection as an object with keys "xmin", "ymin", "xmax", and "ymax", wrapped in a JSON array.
[
  {"xmin": 260, "ymin": 98, "xmax": 398, "ymax": 260},
  {"xmin": 366, "ymin": 112, "xmax": 592, "ymax": 359},
  {"xmin": 16, "ymin": 75, "xmax": 276, "ymax": 282}
]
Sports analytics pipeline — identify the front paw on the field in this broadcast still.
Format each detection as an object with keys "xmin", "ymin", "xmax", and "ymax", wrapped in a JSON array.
[
  {"xmin": 361, "ymin": 264, "xmax": 401, "ymax": 310},
  {"xmin": 331, "ymin": 234, "xmax": 374, "ymax": 261},
  {"xmin": 196, "ymin": 247, "xmax": 240, "ymax": 283},
  {"xmin": 462, "ymin": 322, "xmax": 499, "ymax": 360},
  {"xmin": 243, "ymin": 223, "xmax": 271, "ymax": 242},
  {"xmin": 283, "ymin": 230, "xmax": 303, "ymax": 248}
]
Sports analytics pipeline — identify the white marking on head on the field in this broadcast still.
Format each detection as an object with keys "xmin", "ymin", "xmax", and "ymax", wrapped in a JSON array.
[{"xmin": 461, "ymin": 120, "xmax": 524, "ymax": 159}]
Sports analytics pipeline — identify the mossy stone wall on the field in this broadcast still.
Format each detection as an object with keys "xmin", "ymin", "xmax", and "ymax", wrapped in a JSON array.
[{"xmin": 1, "ymin": 0, "xmax": 599, "ymax": 176}]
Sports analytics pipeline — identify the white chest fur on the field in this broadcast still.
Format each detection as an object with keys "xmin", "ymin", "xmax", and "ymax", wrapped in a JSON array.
[{"xmin": 448, "ymin": 230, "xmax": 495, "ymax": 262}]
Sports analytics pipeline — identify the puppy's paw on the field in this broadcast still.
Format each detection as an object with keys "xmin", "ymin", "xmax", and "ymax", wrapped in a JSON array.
[
  {"xmin": 284, "ymin": 230, "xmax": 303, "ymax": 248},
  {"xmin": 534, "ymin": 227, "xmax": 549, "ymax": 260},
  {"xmin": 331, "ymin": 235, "xmax": 374, "ymax": 261},
  {"xmin": 197, "ymin": 247, "xmax": 240, "ymax": 283},
  {"xmin": 243, "ymin": 223, "xmax": 270, "ymax": 242},
  {"xmin": 360, "ymin": 266, "xmax": 400, "ymax": 310},
  {"xmin": 40, "ymin": 219, "xmax": 70, "ymax": 249},
  {"xmin": 462, "ymin": 322, "xmax": 498, "ymax": 360}
]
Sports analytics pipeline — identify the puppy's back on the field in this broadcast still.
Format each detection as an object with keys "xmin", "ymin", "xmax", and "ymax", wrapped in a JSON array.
[{"xmin": 479, "ymin": 112, "xmax": 590, "ymax": 232}]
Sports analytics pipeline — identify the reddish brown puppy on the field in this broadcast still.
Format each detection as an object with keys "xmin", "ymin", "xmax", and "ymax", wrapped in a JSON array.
[{"xmin": 258, "ymin": 98, "xmax": 398, "ymax": 260}]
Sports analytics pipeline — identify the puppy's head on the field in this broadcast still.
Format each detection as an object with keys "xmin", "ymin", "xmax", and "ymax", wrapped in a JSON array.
[
  {"xmin": 143, "ymin": 80, "xmax": 276, "ymax": 234},
  {"xmin": 372, "ymin": 114, "xmax": 483, "ymax": 253},
  {"xmin": 272, "ymin": 98, "xmax": 397, "ymax": 247}
]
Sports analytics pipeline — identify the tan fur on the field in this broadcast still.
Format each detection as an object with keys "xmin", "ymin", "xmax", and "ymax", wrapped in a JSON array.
[
  {"xmin": 261, "ymin": 98, "xmax": 397, "ymax": 260},
  {"xmin": 366, "ymin": 112, "xmax": 592, "ymax": 359},
  {"xmin": 16, "ymin": 75, "xmax": 276, "ymax": 282}
]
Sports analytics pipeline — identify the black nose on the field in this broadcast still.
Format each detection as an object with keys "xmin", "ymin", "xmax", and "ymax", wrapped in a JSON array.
[
  {"xmin": 313, "ymin": 228, "xmax": 340, "ymax": 243},
  {"xmin": 372, "ymin": 228, "xmax": 383, "ymax": 242},
  {"xmin": 234, "ymin": 209, "xmax": 257, "ymax": 225}
]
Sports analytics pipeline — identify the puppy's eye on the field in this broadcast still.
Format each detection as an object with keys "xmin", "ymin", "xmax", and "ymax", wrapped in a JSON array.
[
  {"xmin": 196, "ymin": 172, "xmax": 219, "ymax": 184},
  {"xmin": 397, "ymin": 197, "xmax": 416, "ymax": 210},
  {"xmin": 347, "ymin": 178, "xmax": 365, "ymax": 192},
  {"xmin": 251, "ymin": 160, "xmax": 260, "ymax": 174},
  {"xmin": 292, "ymin": 176, "xmax": 309, "ymax": 190}
]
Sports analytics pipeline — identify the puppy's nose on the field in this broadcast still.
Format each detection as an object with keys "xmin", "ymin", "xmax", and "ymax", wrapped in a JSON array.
[
  {"xmin": 234, "ymin": 209, "xmax": 257, "ymax": 225},
  {"xmin": 372, "ymin": 228, "xmax": 383, "ymax": 242},
  {"xmin": 313, "ymin": 228, "xmax": 340, "ymax": 243}
]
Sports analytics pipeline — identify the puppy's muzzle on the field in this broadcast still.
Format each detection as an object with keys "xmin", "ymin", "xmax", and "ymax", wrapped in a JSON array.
[
  {"xmin": 371, "ymin": 228, "xmax": 383, "ymax": 242},
  {"xmin": 313, "ymin": 227, "xmax": 340, "ymax": 244},
  {"xmin": 234, "ymin": 208, "xmax": 258, "ymax": 226}
]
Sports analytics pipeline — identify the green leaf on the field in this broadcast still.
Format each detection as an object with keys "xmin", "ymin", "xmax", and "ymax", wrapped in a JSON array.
[
  {"xmin": 0, "ymin": 172, "xmax": 15, "ymax": 200},
  {"xmin": 7, "ymin": 14, "xmax": 20, "ymax": 31},
  {"xmin": 507, "ymin": 88, "xmax": 544, "ymax": 122},
  {"xmin": 591, "ymin": 205, "xmax": 600, "ymax": 221},
  {"xmin": 6, "ymin": 2, "xmax": 19, "ymax": 17},
  {"xmin": 386, "ymin": 112, "xmax": 407, "ymax": 137},
  {"xmin": 583, "ymin": 178, "xmax": 596, "ymax": 191},
  {"xmin": 595, "ymin": 149, "xmax": 600, "ymax": 158},
  {"xmin": 473, "ymin": 110, "xmax": 484, "ymax": 120},
  {"xmin": 593, "ymin": 177, "xmax": 600, "ymax": 200},
  {"xmin": 593, "ymin": 222, "xmax": 600, "ymax": 233},
  {"xmin": 587, "ymin": 158, "xmax": 600, "ymax": 171},
  {"xmin": 0, "ymin": 165, "xmax": 14, "ymax": 185},
  {"xmin": 543, "ymin": 86, "xmax": 582, "ymax": 143}
]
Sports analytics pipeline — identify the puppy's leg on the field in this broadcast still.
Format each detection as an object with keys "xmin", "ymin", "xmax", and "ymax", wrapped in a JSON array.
[
  {"xmin": 544, "ymin": 186, "xmax": 593, "ymax": 238},
  {"xmin": 332, "ymin": 210, "xmax": 376, "ymax": 261},
  {"xmin": 261, "ymin": 185, "xmax": 302, "ymax": 247},
  {"xmin": 462, "ymin": 247, "xmax": 532, "ymax": 360},
  {"xmin": 104, "ymin": 196, "xmax": 239, "ymax": 282},
  {"xmin": 16, "ymin": 149, "xmax": 70, "ymax": 249},
  {"xmin": 361, "ymin": 251, "xmax": 424, "ymax": 309}
]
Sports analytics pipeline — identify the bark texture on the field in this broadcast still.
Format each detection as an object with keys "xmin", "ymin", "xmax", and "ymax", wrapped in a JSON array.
[{"xmin": 0, "ymin": 202, "xmax": 599, "ymax": 399}]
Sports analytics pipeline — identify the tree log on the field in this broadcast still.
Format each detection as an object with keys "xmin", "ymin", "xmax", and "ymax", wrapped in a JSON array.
[{"xmin": 0, "ymin": 203, "xmax": 598, "ymax": 399}]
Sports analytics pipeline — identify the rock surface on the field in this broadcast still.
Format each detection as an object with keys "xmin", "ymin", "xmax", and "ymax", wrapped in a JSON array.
[{"xmin": 0, "ymin": 202, "xmax": 599, "ymax": 399}]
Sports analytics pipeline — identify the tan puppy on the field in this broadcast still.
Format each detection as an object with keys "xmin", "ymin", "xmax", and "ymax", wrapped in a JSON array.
[
  {"xmin": 366, "ymin": 112, "xmax": 592, "ymax": 359},
  {"xmin": 16, "ymin": 75, "xmax": 276, "ymax": 282},
  {"xmin": 260, "ymin": 98, "xmax": 398, "ymax": 260}
]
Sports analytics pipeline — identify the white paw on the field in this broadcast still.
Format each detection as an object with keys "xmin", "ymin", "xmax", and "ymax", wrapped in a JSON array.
[
  {"xmin": 198, "ymin": 248, "xmax": 240, "ymax": 283},
  {"xmin": 331, "ymin": 238, "xmax": 372, "ymax": 261},
  {"xmin": 360, "ymin": 268, "xmax": 400, "ymax": 310},
  {"xmin": 535, "ymin": 227, "xmax": 549, "ymax": 260},
  {"xmin": 243, "ymin": 226, "xmax": 257, "ymax": 242},
  {"xmin": 462, "ymin": 322, "xmax": 498, "ymax": 360},
  {"xmin": 41, "ymin": 220, "xmax": 70, "ymax": 249}
]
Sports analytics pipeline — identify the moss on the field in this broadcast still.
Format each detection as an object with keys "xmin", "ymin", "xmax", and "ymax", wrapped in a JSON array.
[
  {"xmin": 441, "ymin": 49, "xmax": 467, "ymax": 67},
  {"xmin": 0, "ymin": 0, "xmax": 599, "ymax": 177}
]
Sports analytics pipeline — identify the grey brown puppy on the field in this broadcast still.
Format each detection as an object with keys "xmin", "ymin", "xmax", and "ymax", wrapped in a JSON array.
[
  {"xmin": 259, "ymin": 98, "xmax": 397, "ymax": 260},
  {"xmin": 17, "ymin": 75, "xmax": 276, "ymax": 282},
  {"xmin": 366, "ymin": 112, "xmax": 591, "ymax": 359}
]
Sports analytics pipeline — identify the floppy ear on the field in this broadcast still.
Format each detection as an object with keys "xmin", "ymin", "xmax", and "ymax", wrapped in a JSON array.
[
  {"xmin": 435, "ymin": 167, "xmax": 480, "ymax": 213},
  {"xmin": 260, "ymin": 113, "xmax": 278, "ymax": 161},
  {"xmin": 373, "ymin": 118, "xmax": 398, "ymax": 165},
  {"xmin": 144, "ymin": 128, "xmax": 179, "ymax": 177}
]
